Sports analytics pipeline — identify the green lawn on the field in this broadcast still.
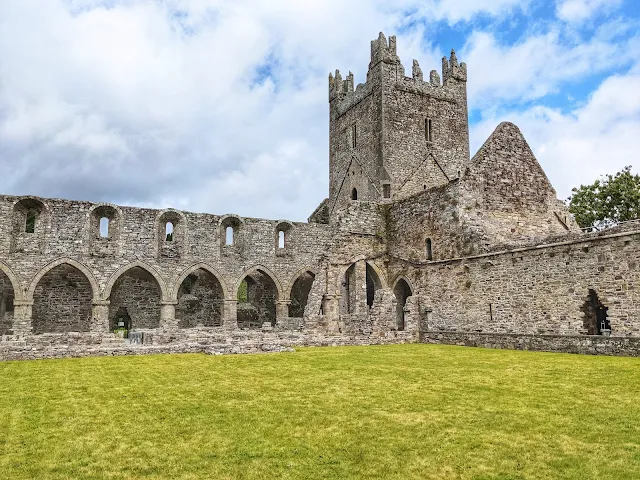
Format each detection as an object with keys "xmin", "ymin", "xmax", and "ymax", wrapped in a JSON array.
[{"xmin": 0, "ymin": 345, "xmax": 639, "ymax": 479}]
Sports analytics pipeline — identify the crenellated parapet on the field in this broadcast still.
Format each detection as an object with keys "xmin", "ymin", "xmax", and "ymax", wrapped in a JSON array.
[
  {"xmin": 442, "ymin": 49, "xmax": 467, "ymax": 84},
  {"xmin": 329, "ymin": 32, "xmax": 467, "ymax": 115}
]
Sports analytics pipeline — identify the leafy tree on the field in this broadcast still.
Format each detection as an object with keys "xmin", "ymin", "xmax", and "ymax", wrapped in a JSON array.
[{"xmin": 567, "ymin": 166, "xmax": 640, "ymax": 230}]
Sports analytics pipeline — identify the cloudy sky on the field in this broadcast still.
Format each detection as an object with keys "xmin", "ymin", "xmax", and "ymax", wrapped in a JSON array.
[{"xmin": 0, "ymin": 0, "xmax": 638, "ymax": 221}]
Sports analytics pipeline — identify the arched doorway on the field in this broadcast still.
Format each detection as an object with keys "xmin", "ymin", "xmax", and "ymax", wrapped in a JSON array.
[
  {"xmin": 237, "ymin": 269, "xmax": 278, "ymax": 329},
  {"xmin": 176, "ymin": 268, "xmax": 224, "ymax": 328},
  {"xmin": 366, "ymin": 263, "xmax": 381, "ymax": 309},
  {"xmin": 32, "ymin": 264, "xmax": 93, "ymax": 334},
  {"xmin": 108, "ymin": 267, "xmax": 162, "ymax": 331},
  {"xmin": 289, "ymin": 271, "xmax": 316, "ymax": 318},
  {"xmin": 393, "ymin": 279, "xmax": 413, "ymax": 331},
  {"xmin": 0, "ymin": 271, "xmax": 15, "ymax": 335}
]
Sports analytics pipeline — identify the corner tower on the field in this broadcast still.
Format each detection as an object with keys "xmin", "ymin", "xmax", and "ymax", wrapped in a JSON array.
[{"xmin": 327, "ymin": 33, "xmax": 470, "ymax": 215}]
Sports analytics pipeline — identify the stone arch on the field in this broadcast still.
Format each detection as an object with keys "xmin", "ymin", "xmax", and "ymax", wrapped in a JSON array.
[
  {"xmin": 27, "ymin": 258, "xmax": 100, "ymax": 303},
  {"xmin": 337, "ymin": 259, "xmax": 388, "ymax": 314},
  {"xmin": 275, "ymin": 221, "xmax": 294, "ymax": 250},
  {"xmin": 0, "ymin": 264, "xmax": 20, "ymax": 335},
  {"xmin": 30, "ymin": 260, "xmax": 96, "ymax": 334},
  {"xmin": 0, "ymin": 261, "xmax": 24, "ymax": 301},
  {"xmin": 234, "ymin": 265, "xmax": 284, "ymax": 302},
  {"xmin": 156, "ymin": 209, "xmax": 187, "ymax": 259},
  {"xmin": 335, "ymin": 257, "xmax": 388, "ymax": 292},
  {"xmin": 11, "ymin": 197, "xmax": 50, "ymax": 254},
  {"xmin": 102, "ymin": 261, "xmax": 169, "ymax": 302},
  {"xmin": 105, "ymin": 263, "xmax": 165, "ymax": 331},
  {"xmin": 171, "ymin": 263, "xmax": 230, "ymax": 301},
  {"xmin": 235, "ymin": 266, "xmax": 282, "ymax": 329},
  {"xmin": 288, "ymin": 267, "xmax": 318, "ymax": 318},
  {"xmin": 174, "ymin": 264, "xmax": 226, "ymax": 328},
  {"xmin": 392, "ymin": 276, "xmax": 414, "ymax": 331}
]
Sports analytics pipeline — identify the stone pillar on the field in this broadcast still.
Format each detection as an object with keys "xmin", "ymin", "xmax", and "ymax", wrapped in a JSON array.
[
  {"xmin": 354, "ymin": 260, "xmax": 367, "ymax": 314},
  {"xmin": 12, "ymin": 300, "xmax": 33, "ymax": 336},
  {"xmin": 404, "ymin": 296, "xmax": 419, "ymax": 333},
  {"xmin": 91, "ymin": 300, "xmax": 110, "ymax": 333},
  {"xmin": 160, "ymin": 301, "xmax": 178, "ymax": 331},
  {"xmin": 276, "ymin": 300, "xmax": 291, "ymax": 325},
  {"xmin": 223, "ymin": 299, "xmax": 238, "ymax": 330},
  {"xmin": 322, "ymin": 294, "xmax": 340, "ymax": 319}
]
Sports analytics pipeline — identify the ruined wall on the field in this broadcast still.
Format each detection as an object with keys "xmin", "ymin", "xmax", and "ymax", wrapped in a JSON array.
[
  {"xmin": 389, "ymin": 229, "xmax": 640, "ymax": 338},
  {"xmin": 176, "ymin": 269, "xmax": 224, "ymax": 328},
  {"xmin": 32, "ymin": 264, "xmax": 93, "ymax": 334},
  {"xmin": 0, "ymin": 272, "xmax": 14, "ymax": 335},
  {"xmin": 458, "ymin": 122, "xmax": 580, "ymax": 250},
  {"xmin": 109, "ymin": 268, "xmax": 161, "ymax": 330}
]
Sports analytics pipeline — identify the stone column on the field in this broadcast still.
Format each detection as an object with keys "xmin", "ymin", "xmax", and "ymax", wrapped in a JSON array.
[
  {"xmin": 91, "ymin": 300, "xmax": 110, "ymax": 333},
  {"xmin": 354, "ymin": 260, "xmax": 367, "ymax": 314},
  {"xmin": 160, "ymin": 301, "xmax": 178, "ymax": 331},
  {"xmin": 223, "ymin": 299, "xmax": 238, "ymax": 330},
  {"xmin": 12, "ymin": 300, "xmax": 33, "ymax": 336},
  {"xmin": 275, "ymin": 300, "xmax": 291, "ymax": 325}
]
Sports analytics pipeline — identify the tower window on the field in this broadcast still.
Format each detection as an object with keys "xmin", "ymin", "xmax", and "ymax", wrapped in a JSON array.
[
  {"xmin": 383, "ymin": 184, "xmax": 391, "ymax": 199},
  {"xmin": 165, "ymin": 222, "xmax": 174, "ymax": 241},
  {"xmin": 351, "ymin": 188, "xmax": 358, "ymax": 200},
  {"xmin": 278, "ymin": 230, "xmax": 285, "ymax": 249},
  {"xmin": 99, "ymin": 217, "xmax": 109, "ymax": 238},
  {"xmin": 226, "ymin": 226, "xmax": 234, "ymax": 245},
  {"xmin": 25, "ymin": 211, "xmax": 36, "ymax": 233},
  {"xmin": 425, "ymin": 118, "xmax": 433, "ymax": 143},
  {"xmin": 352, "ymin": 124, "xmax": 357, "ymax": 148},
  {"xmin": 426, "ymin": 238, "xmax": 433, "ymax": 260}
]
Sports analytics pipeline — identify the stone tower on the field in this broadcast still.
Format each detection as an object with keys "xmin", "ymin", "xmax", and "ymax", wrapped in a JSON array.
[{"xmin": 327, "ymin": 32, "xmax": 470, "ymax": 216}]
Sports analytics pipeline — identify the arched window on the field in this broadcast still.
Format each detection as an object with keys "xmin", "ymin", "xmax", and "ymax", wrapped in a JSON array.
[
  {"xmin": 25, "ymin": 211, "xmax": 37, "ymax": 233},
  {"xmin": 278, "ymin": 230, "xmax": 285, "ymax": 249},
  {"xmin": 99, "ymin": 217, "xmax": 109, "ymax": 238},
  {"xmin": 351, "ymin": 188, "xmax": 358, "ymax": 200},
  {"xmin": 426, "ymin": 238, "xmax": 433, "ymax": 261},
  {"xmin": 165, "ymin": 222, "xmax": 174, "ymax": 241},
  {"xmin": 226, "ymin": 226, "xmax": 234, "ymax": 245}
]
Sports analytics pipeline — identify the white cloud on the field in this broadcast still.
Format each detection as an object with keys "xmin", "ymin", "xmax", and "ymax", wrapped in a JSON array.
[
  {"xmin": 556, "ymin": 0, "xmax": 623, "ymax": 23},
  {"xmin": 0, "ymin": 0, "xmax": 636, "ymax": 221},
  {"xmin": 470, "ymin": 73, "xmax": 640, "ymax": 199}
]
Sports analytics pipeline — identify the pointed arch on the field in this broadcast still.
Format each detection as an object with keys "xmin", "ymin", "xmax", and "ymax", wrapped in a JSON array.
[
  {"xmin": 27, "ymin": 258, "xmax": 100, "ymax": 302},
  {"xmin": 287, "ymin": 267, "xmax": 318, "ymax": 318},
  {"xmin": 0, "ymin": 261, "xmax": 24, "ymax": 301},
  {"xmin": 234, "ymin": 265, "xmax": 284, "ymax": 302},
  {"xmin": 102, "ymin": 261, "xmax": 169, "ymax": 301},
  {"xmin": 171, "ymin": 263, "xmax": 230, "ymax": 301},
  {"xmin": 392, "ymin": 275, "xmax": 415, "ymax": 296}
]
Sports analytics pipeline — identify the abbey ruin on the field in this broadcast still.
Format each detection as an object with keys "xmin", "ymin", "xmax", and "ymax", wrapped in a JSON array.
[{"xmin": 1, "ymin": 33, "xmax": 639, "ymax": 360}]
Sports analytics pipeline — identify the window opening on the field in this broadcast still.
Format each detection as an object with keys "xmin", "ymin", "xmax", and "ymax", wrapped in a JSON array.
[
  {"xmin": 352, "ymin": 124, "xmax": 357, "ymax": 148},
  {"xmin": 351, "ymin": 188, "xmax": 358, "ymax": 200},
  {"xmin": 165, "ymin": 222, "xmax": 174, "ymax": 241},
  {"xmin": 383, "ymin": 184, "xmax": 391, "ymax": 199},
  {"xmin": 583, "ymin": 289, "xmax": 610, "ymax": 335},
  {"xmin": 226, "ymin": 226, "xmax": 234, "ymax": 245},
  {"xmin": 25, "ymin": 211, "xmax": 36, "ymax": 233},
  {"xmin": 278, "ymin": 230, "xmax": 285, "ymax": 249},
  {"xmin": 99, "ymin": 217, "xmax": 109, "ymax": 238},
  {"xmin": 426, "ymin": 238, "xmax": 433, "ymax": 260},
  {"xmin": 425, "ymin": 118, "xmax": 433, "ymax": 143}
]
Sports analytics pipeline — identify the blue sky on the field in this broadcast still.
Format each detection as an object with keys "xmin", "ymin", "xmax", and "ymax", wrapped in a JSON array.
[{"xmin": 0, "ymin": 0, "xmax": 638, "ymax": 221}]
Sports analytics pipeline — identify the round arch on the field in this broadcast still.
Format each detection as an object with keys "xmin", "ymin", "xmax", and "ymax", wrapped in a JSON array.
[
  {"xmin": 170, "ymin": 263, "xmax": 230, "ymax": 301},
  {"xmin": 27, "ymin": 258, "xmax": 100, "ymax": 302},
  {"xmin": 0, "ymin": 261, "xmax": 24, "ymax": 301},
  {"xmin": 102, "ymin": 261, "xmax": 169, "ymax": 301},
  {"xmin": 234, "ymin": 265, "xmax": 284, "ymax": 301}
]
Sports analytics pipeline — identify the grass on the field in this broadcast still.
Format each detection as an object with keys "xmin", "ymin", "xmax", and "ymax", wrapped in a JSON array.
[{"xmin": 0, "ymin": 345, "xmax": 639, "ymax": 480}]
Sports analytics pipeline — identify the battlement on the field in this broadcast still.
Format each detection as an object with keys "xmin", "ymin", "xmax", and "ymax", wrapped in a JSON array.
[
  {"xmin": 442, "ymin": 49, "xmax": 467, "ymax": 84},
  {"xmin": 328, "ymin": 33, "xmax": 466, "ymax": 111}
]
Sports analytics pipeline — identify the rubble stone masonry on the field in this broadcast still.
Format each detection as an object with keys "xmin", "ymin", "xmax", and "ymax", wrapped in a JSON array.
[{"xmin": 0, "ymin": 33, "xmax": 638, "ymax": 360}]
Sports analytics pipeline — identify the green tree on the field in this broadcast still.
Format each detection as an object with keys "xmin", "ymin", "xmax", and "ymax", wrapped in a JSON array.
[{"xmin": 567, "ymin": 166, "xmax": 640, "ymax": 230}]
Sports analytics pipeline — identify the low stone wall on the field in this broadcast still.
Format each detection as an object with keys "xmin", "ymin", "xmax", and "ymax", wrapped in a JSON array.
[
  {"xmin": 421, "ymin": 330, "xmax": 640, "ymax": 357},
  {"xmin": 0, "ymin": 329, "xmax": 417, "ymax": 361}
]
